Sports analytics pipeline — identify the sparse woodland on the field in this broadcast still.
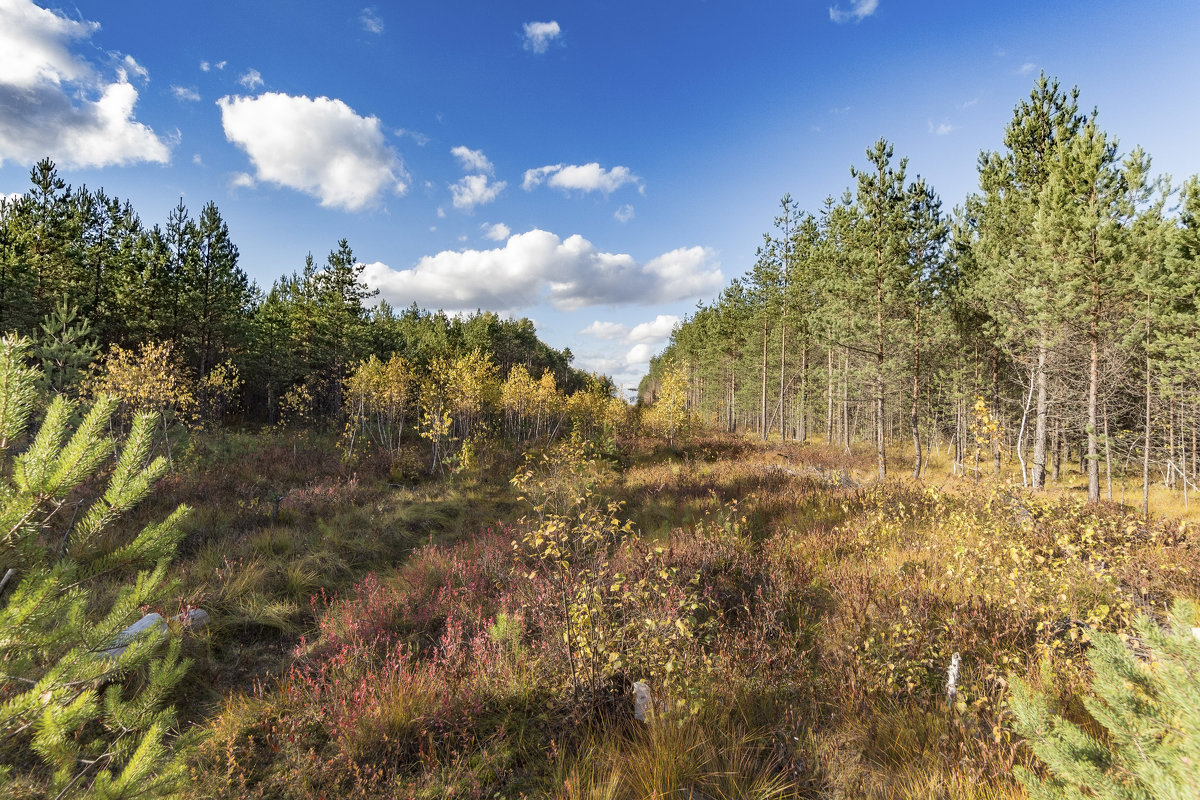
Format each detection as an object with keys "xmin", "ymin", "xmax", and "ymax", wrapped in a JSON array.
[
  {"xmin": 643, "ymin": 75, "xmax": 1200, "ymax": 516},
  {"xmin": 0, "ymin": 75, "xmax": 1197, "ymax": 799}
]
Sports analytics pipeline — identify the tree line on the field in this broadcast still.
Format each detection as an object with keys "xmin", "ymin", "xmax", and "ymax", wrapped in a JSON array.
[
  {"xmin": 640, "ymin": 75, "xmax": 1200, "ymax": 511},
  {"xmin": 0, "ymin": 159, "xmax": 593, "ymax": 428}
]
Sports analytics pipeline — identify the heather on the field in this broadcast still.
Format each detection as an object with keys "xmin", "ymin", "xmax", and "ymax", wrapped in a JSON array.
[{"xmin": 176, "ymin": 433, "xmax": 1198, "ymax": 799}]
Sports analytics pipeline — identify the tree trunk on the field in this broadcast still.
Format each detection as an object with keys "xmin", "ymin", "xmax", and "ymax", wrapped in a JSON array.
[
  {"xmin": 911, "ymin": 304, "xmax": 921, "ymax": 479},
  {"xmin": 842, "ymin": 350, "xmax": 851, "ymax": 452},
  {"xmin": 799, "ymin": 344, "xmax": 808, "ymax": 442},
  {"xmin": 1086, "ymin": 301, "xmax": 1101, "ymax": 503},
  {"xmin": 875, "ymin": 279, "xmax": 886, "ymax": 480},
  {"xmin": 1031, "ymin": 337, "xmax": 1049, "ymax": 490},
  {"xmin": 826, "ymin": 347, "xmax": 834, "ymax": 444},
  {"xmin": 1143, "ymin": 340, "xmax": 1152, "ymax": 518},
  {"xmin": 779, "ymin": 324, "xmax": 787, "ymax": 443},
  {"xmin": 992, "ymin": 349, "xmax": 1002, "ymax": 474},
  {"xmin": 1104, "ymin": 402, "xmax": 1112, "ymax": 502},
  {"xmin": 761, "ymin": 322, "xmax": 768, "ymax": 440}
]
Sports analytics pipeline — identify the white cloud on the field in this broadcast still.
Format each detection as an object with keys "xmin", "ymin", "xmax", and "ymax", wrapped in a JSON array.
[
  {"xmin": 522, "ymin": 21, "xmax": 561, "ymax": 54},
  {"xmin": 192, "ymin": 153, "xmax": 203, "ymax": 165},
  {"xmin": 1018, "ymin": 62, "xmax": 1037, "ymax": 75},
  {"xmin": 927, "ymin": 119, "xmax": 955, "ymax": 135},
  {"xmin": 200, "ymin": 59, "xmax": 227, "ymax": 72},
  {"xmin": 580, "ymin": 314, "xmax": 679, "ymax": 346},
  {"xmin": 0, "ymin": 0, "xmax": 171, "ymax": 168},
  {"xmin": 450, "ymin": 174, "xmax": 505, "ymax": 211},
  {"xmin": 360, "ymin": 230, "xmax": 722, "ymax": 313},
  {"xmin": 829, "ymin": 0, "xmax": 879, "ymax": 23},
  {"xmin": 614, "ymin": 204, "xmax": 635, "ymax": 223},
  {"xmin": 578, "ymin": 313, "xmax": 681, "ymax": 385},
  {"xmin": 229, "ymin": 171, "xmax": 255, "ymax": 189},
  {"xmin": 960, "ymin": 97, "xmax": 979, "ymax": 109},
  {"xmin": 436, "ymin": 207, "xmax": 446, "ymax": 218},
  {"xmin": 238, "ymin": 69, "xmax": 264, "ymax": 90},
  {"xmin": 217, "ymin": 92, "xmax": 406, "ymax": 211},
  {"xmin": 625, "ymin": 343, "xmax": 656, "ymax": 365},
  {"xmin": 451, "ymin": 145, "xmax": 493, "ymax": 174},
  {"xmin": 396, "ymin": 128, "xmax": 430, "ymax": 146},
  {"xmin": 627, "ymin": 314, "xmax": 680, "ymax": 344},
  {"xmin": 579, "ymin": 321, "xmax": 629, "ymax": 340},
  {"xmin": 121, "ymin": 55, "xmax": 148, "ymax": 81},
  {"xmin": 522, "ymin": 162, "xmax": 642, "ymax": 194},
  {"xmin": 360, "ymin": 7, "xmax": 384, "ymax": 34},
  {"xmin": 482, "ymin": 222, "xmax": 510, "ymax": 241},
  {"xmin": 172, "ymin": 85, "xmax": 200, "ymax": 102}
]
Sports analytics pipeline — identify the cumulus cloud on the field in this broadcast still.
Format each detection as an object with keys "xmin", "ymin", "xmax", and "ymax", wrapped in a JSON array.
[
  {"xmin": 451, "ymin": 145, "xmax": 494, "ymax": 174},
  {"xmin": 450, "ymin": 174, "xmax": 505, "ymax": 211},
  {"xmin": 522, "ymin": 21, "xmax": 561, "ymax": 53},
  {"xmin": 928, "ymin": 119, "xmax": 955, "ymax": 135},
  {"xmin": 229, "ymin": 171, "xmax": 255, "ymax": 189},
  {"xmin": 1018, "ymin": 62, "xmax": 1037, "ymax": 75},
  {"xmin": 172, "ymin": 85, "xmax": 200, "ymax": 102},
  {"xmin": 0, "ymin": 0, "xmax": 171, "ymax": 168},
  {"xmin": 238, "ymin": 69, "xmax": 264, "ymax": 89},
  {"xmin": 200, "ymin": 60, "xmax": 226, "ymax": 72},
  {"xmin": 578, "ymin": 314, "xmax": 681, "ymax": 385},
  {"xmin": 217, "ymin": 92, "xmax": 407, "ymax": 211},
  {"xmin": 580, "ymin": 314, "xmax": 679, "ymax": 346},
  {"xmin": 627, "ymin": 314, "xmax": 680, "ymax": 344},
  {"xmin": 360, "ymin": 230, "xmax": 721, "ymax": 313},
  {"xmin": 522, "ymin": 162, "xmax": 642, "ymax": 194},
  {"xmin": 360, "ymin": 7, "xmax": 384, "ymax": 34},
  {"xmin": 482, "ymin": 222, "xmax": 510, "ymax": 241},
  {"xmin": 579, "ymin": 321, "xmax": 629, "ymax": 340},
  {"xmin": 829, "ymin": 0, "xmax": 879, "ymax": 23},
  {"xmin": 614, "ymin": 204, "xmax": 635, "ymax": 223}
]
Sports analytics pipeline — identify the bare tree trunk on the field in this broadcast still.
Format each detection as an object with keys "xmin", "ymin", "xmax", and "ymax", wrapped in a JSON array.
[
  {"xmin": 992, "ymin": 349, "xmax": 1002, "ymax": 474},
  {"xmin": 842, "ymin": 349, "xmax": 850, "ymax": 452},
  {"xmin": 1015, "ymin": 366, "xmax": 1036, "ymax": 487},
  {"xmin": 826, "ymin": 347, "xmax": 834, "ymax": 444},
  {"xmin": 911, "ymin": 304, "xmax": 922, "ymax": 479},
  {"xmin": 1051, "ymin": 417, "xmax": 1061, "ymax": 483},
  {"xmin": 799, "ymin": 344, "xmax": 808, "ymax": 442},
  {"xmin": 1143, "ymin": 342, "xmax": 1152, "ymax": 518},
  {"xmin": 876, "ymin": 280, "xmax": 886, "ymax": 480},
  {"xmin": 1031, "ymin": 337, "xmax": 1049, "ymax": 490},
  {"xmin": 1104, "ymin": 402, "xmax": 1112, "ymax": 502},
  {"xmin": 1169, "ymin": 397, "xmax": 1177, "ymax": 490},
  {"xmin": 761, "ymin": 322, "xmax": 768, "ymax": 440},
  {"xmin": 779, "ymin": 325, "xmax": 787, "ymax": 443},
  {"xmin": 728, "ymin": 366, "xmax": 736, "ymax": 434},
  {"xmin": 1087, "ymin": 310, "xmax": 1101, "ymax": 503}
]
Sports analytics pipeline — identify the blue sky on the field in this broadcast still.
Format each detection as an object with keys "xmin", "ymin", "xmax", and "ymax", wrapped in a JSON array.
[{"xmin": 2, "ymin": 0, "xmax": 1199, "ymax": 389}]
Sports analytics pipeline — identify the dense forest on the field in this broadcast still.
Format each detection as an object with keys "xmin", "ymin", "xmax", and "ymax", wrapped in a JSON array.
[{"xmin": 641, "ymin": 75, "xmax": 1200, "ymax": 512}]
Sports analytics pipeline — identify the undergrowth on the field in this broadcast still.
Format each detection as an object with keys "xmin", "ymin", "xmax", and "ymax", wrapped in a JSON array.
[{"xmin": 177, "ymin": 433, "xmax": 1198, "ymax": 799}]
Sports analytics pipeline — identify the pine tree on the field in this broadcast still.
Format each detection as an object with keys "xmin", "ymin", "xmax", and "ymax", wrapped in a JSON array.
[
  {"xmin": 34, "ymin": 301, "xmax": 99, "ymax": 398},
  {"xmin": 1009, "ymin": 600, "xmax": 1200, "ymax": 799},
  {"xmin": 0, "ymin": 335, "xmax": 191, "ymax": 798}
]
